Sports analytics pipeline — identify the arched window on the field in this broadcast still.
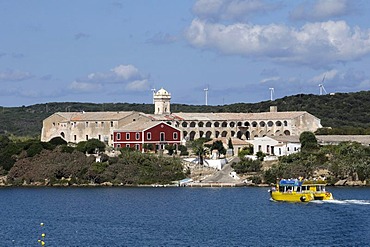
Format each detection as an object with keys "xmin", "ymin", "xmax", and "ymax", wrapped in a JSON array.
[
  {"xmin": 237, "ymin": 122, "xmax": 242, "ymax": 127},
  {"xmin": 60, "ymin": 132, "xmax": 65, "ymax": 139},
  {"xmin": 189, "ymin": 131, "xmax": 196, "ymax": 141},
  {"xmin": 260, "ymin": 121, "xmax": 266, "ymax": 127},
  {"xmin": 284, "ymin": 130, "xmax": 291, "ymax": 136},
  {"xmin": 182, "ymin": 122, "xmax": 188, "ymax": 127},
  {"xmin": 244, "ymin": 121, "xmax": 250, "ymax": 127},
  {"xmin": 190, "ymin": 122, "xmax": 196, "ymax": 127},
  {"xmin": 267, "ymin": 121, "xmax": 273, "ymax": 127},
  {"xmin": 206, "ymin": 122, "xmax": 212, "ymax": 127},
  {"xmin": 214, "ymin": 122, "xmax": 220, "ymax": 127},
  {"xmin": 206, "ymin": 131, "xmax": 212, "ymax": 139},
  {"xmin": 221, "ymin": 131, "xmax": 227, "ymax": 137},
  {"xmin": 252, "ymin": 121, "xmax": 257, "ymax": 127},
  {"xmin": 198, "ymin": 122, "xmax": 204, "ymax": 127},
  {"xmin": 276, "ymin": 121, "xmax": 282, "ymax": 127},
  {"xmin": 230, "ymin": 122, "xmax": 235, "ymax": 127},
  {"xmin": 221, "ymin": 121, "xmax": 227, "ymax": 127}
]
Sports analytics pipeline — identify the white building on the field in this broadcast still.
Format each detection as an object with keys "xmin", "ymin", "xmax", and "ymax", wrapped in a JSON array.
[{"xmin": 250, "ymin": 136, "xmax": 301, "ymax": 156}]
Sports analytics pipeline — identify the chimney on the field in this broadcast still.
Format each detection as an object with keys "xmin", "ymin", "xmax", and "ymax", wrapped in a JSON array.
[{"xmin": 270, "ymin": 106, "xmax": 277, "ymax": 112}]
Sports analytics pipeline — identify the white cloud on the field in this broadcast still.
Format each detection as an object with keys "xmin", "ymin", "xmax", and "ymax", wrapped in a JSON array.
[
  {"xmin": 125, "ymin": 79, "xmax": 150, "ymax": 91},
  {"xmin": 290, "ymin": 0, "xmax": 352, "ymax": 21},
  {"xmin": 70, "ymin": 64, "xmax": 150, "ymax": 93},
  {"xmin": 310, "ymin": 68, "xmax": 370, "ymax": 91},
  {"xmin": 310, "ymin": 69, "xmax": 338, "ymax": 84},
  {"xmin": 69, "ymin": 81, "xmax": 102, "ymax": 93},
  {"xmin": 146, "ymin": 32, "xmax": 177, "ymax": 45},
  {"xmin": 185, "ymin": 19, "xmax": 370, "ymax": 67},
  {"xmin": 192, "ymin": 0, "xmax": 280, "ymax": 21},
  {"xmin": 260, "ymin": 76, "xmax": 280, "ymax": 83},
  {"xmin": 0, "ymin": 69, "xmax": 33, "ymax": 82}
]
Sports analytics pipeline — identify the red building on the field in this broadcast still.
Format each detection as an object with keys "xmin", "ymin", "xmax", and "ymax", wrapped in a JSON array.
[{"xmin": 113, "ymin": 121, "xmax": 181, "ymax": 152}]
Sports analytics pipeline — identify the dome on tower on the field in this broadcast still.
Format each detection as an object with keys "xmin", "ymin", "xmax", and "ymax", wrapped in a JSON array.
[{"xmin": 155, "ymin": 88, "xmax": 170, "ymax": 96}]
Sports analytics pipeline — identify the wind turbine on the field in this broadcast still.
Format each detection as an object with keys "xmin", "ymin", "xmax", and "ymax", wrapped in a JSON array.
[
  {"xmin": 269, "ymin": 87, "xmax": 274, "ymax": 101},
  {"xmin": 204, "ymin": 87, "xmax": 209, "ymax": 106},
  {"xmin": 318, "ymin": 74, "xmax": 328, "ymax": 95},
  {"xmin": 151, "ymin": 88, "xmax": 156, "ymax": 103}
]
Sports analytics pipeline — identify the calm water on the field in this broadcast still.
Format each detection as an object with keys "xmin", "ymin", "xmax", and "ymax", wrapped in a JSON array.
[{"xmin": 0, "ymin": 186, "xmax": 369, "ymax": 247}]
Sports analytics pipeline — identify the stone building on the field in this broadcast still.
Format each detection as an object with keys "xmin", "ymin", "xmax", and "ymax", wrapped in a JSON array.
[{"xmin": 41, "ymin": 88, "xmax": 322, "ymax": 146}]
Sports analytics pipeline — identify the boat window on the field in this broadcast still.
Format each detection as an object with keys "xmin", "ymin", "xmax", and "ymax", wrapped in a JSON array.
[{"xmin": 296, "ymin": 187, "xmax": 301, "ymax": 192}]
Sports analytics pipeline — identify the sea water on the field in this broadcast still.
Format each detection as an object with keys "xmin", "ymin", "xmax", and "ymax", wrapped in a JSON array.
[{"xmin": 0, "ymin": 187, "xmax": 369, "ymax": 246}]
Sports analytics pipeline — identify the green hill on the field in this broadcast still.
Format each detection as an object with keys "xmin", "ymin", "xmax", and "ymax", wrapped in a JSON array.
[{"xmin": 1, "ymin": 91, "xmax": 370, "ymax": 137}]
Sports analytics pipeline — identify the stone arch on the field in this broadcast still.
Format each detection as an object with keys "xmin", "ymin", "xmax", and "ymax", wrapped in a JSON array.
[
  {"xmin": 230, "ymin": 122, "xmax": 235, "ymax": 128},
  {"xmin": 259, "ymin": 121, "xmax": 266, "ymax": 127},
  {"xmin": 237, "ymin": 131, "xmax": 242, "ymax": 139},
  {"xmin": 276, "ymin": 121, "xmax": 282, "ymax": 127},
  {"xmin": 215, "ymin": 131, "xmax": 220, "ymax": 138},
  {"xmin": 252, "ymin": 121, "xmax": 257, "ymax": 127},
  {"xmin": 60, "ymin": 132, "xmax": 65, "ymax": 139},
  {"xmin": 244, "ymin": 121, "xmax": 250, "ymax": 127},
  {"xmin": 205, "ymin": 131, "xmax": 212, "ymax": 139},
  {"xmin": 231, "ymin": 131, "xmax": 235, "ymax": 137},
  {"xmin": 245, "ymin": 131, "xmax": 250, "ymax": 140},
  {"xmin": 199, "ymin": 131, "xmax": 204, "ymax": 138},
  {"xmin": 214, "ymin": 122, "xmax": 220, "ymax": 127},
  {"xmin": 237, "ymin": 122, "xmax": 242, "ymax": 127},
  {"xmin": 221, "ymin": 121, "xmax": 227, "ymax": 127},
  {"xmin": 189, "ymin": 131, "xmax": 196, "ymax": 141},
  {"xmin": 284, "ymin": 130, "xmax": 291, "ymax": 136},
  {"xmin": 284, "ymin": 121, "xmax": 288, "ymax": 126},
  {"xmin": 221, "ymin": 131, "xmax": 228, "ymax": 137},
  {"xmin": 183, "ymin": 131, "xmax": 188, "ymax": 139},
  {"xmin": 198, "ymin": 121, "xmax": 204, "ymax": 127},
  {"xmin": 167, "ymin": 121, "xmax": 172, "ymax": 125},
  {"xmin": 206, "ymin": 121, "xmax": 212, "ymax": 127},
  {"xmin": 190, "ymin": 122, "xmax": 196, "ymax": 127},
  {"xmin": 267, "ymin": 121, "xmax": 273, "ymax": 127},
  {"xmin": 182, "ymin": 122, "xmax": 188, "ymax": 127}
]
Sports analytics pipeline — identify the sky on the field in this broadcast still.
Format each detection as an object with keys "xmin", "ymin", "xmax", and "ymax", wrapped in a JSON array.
[{"xmin": 0, "ymin": 0, "xmax": 370, "ymax": 107}]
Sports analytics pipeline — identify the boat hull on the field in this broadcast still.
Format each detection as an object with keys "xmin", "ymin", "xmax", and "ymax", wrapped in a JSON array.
[
  {"xmin": 271, "ymin": 191, "xmax": 314, "ymax": 202},
  {"xmin": 313, "ymin": 192, "xmax": 333, "ymax": 200}
]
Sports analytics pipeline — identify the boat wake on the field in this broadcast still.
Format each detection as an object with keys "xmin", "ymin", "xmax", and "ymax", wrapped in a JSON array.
[{"xmin": 311, "ymin": 199, "xmax": 370, "ymax": 205}]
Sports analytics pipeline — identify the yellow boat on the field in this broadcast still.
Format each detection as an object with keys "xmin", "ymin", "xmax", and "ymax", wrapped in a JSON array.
[
  {"xmin": 270, "ymin": 179, "xmax": 334, "ymax": 202},
  {"xmin": 301, "ymin": 180, "xmax": 333, "ymax": 200},
  {"xmin": 270, "ymin": 179, "xmax": 315, "ymax": 202}
]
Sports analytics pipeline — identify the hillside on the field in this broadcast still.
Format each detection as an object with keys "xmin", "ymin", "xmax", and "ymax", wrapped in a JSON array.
[{"xmin": 1, "ymin": 91, "xmax": 369, "ymax": 137}]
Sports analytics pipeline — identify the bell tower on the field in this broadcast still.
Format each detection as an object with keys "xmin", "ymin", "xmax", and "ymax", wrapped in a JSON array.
[{"xmin": 154, "ymin": 88, "xmax": 171, "ymax": 115}]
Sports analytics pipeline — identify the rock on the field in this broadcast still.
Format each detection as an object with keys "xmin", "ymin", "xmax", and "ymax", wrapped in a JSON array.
[{"xmin": 334, "ymin": 179, "xmax": 347, "ymax": 186}]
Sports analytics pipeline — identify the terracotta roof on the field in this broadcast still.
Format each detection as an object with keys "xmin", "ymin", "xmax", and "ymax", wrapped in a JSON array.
[
  {"xmin": 204, "ymin": 137, "xmax": 251, "ymax": 146},
  {"xmin": 115, "ymin": 121, "xmax": 179, "ymax": 132},
  {"xmin": 56, "ymin": 111, "xmax": 135, "ymax": 121},
  {"xmin": 146, "ymin": 111, "xmax": 311, "ymax": 121},
  {"xmin": 271, "ymin": 136, "xmax": 300, "ymax": 143}
]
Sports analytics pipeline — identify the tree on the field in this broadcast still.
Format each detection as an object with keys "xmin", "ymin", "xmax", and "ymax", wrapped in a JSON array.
[
  {"xmin": 49, "ymin": 137, "xmax": 67, "ymax": 146},
  {"xmin": 300, "ymin": 131, "xmax": 318, "ymax": 152},
  {"xmin": 210, "ymin": 140, "xmax": 226, "ymax": 156},
  {"xmin": 77, "ymin": 139, "xmax": 106, "ymax": 154},
  {"xmin": 228, "ymin": 138, "xmax": 233, "ymax": 149}
]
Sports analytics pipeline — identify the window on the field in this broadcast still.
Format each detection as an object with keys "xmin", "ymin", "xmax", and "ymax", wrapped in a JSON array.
[
  {"xmin": 117, "ymin": 144, "xmax": 121, "ymax": 148},
  {"xmin": 136, "ymin": 132, "xmax": 140, "ymax": 140},
  {"xmin": 111, "ymin": 134, "xmax": 113, "ymax": 140},
  {"xmin": 74, "ymin": 135, "xmax": 77, "ymax": 141},
  {"xmin": 160, "ymin": 132, "xmax": 165, "ymax": 142},
  {"xmin": 126, "ymin": 133, "xmax": 130, "ymax": 140},
  {"xmin": 173, "ymin": 132, "xmax": 178, "ymax": 140},
  {"xmin": 86, "ymin": 135, "xmax": 89, "ymax": 140},
  {"xmin": 110, "ymin": 121, "xmax": 114, "ymax": 127},
  {"xmin": 147, "ymin": 132, "xmax": 151, "ymax": 140},
  {"xmin": 126, "ymin": 144, "xmax": 130, "ymax": 148},
  {"xmin": 135, "ymin": 144, "xmax": 140, "ymax": 150},
  {"xmin": 117, "ymin": 133, "xmax": 121, "ymax": 140},
  {"xmin": 95, "ymin": 122, "xmax": 98, "ymax": 127},
  {"xmin": 98, "ymin": 135, "xmax": 101, "ymax": 141},
  {"xmin": 85, "ymin": 122, "xmax": 89, "ymax": 127},
  {"xmin": 101, "ymin": 122, "xmax": 104, "ymax": 127}
]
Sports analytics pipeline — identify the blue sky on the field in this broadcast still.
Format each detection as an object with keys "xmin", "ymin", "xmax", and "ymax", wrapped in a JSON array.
[{"xmin": 0, "ymin": 0, "xmax": 370, "ymax": 107}]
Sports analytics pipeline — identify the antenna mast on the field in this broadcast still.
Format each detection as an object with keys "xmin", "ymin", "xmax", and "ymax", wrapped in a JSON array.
[
  {"xmin": 318, "ymin": 74, "xmax": 327, "ymax": 95},
  {"xmin": 269, "ymin": 87, "xmax": 274, "ymax": 101},
  {"xmin": 151, "ymin": 88, "xmax": 156, "ymax": 103},
  {"xmin": 204, "ymin": 87, "xmax": 209, "ymax": 106}
]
